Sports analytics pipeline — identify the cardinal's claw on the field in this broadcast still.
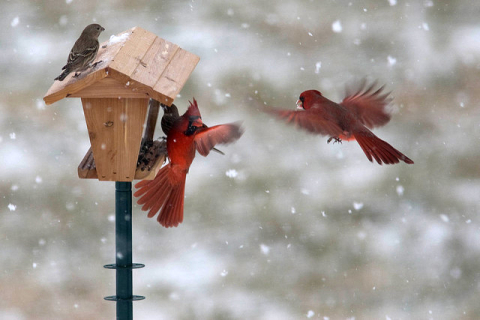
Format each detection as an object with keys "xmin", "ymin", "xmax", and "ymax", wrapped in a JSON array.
[{"xmin": 327, "ymin": 137, "xmax": 342, "ymax": 144}]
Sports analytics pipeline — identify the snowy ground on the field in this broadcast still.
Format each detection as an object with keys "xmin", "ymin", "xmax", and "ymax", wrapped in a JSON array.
[{"xmin": 1, "ymin": 0, "xmax": 480, "ymax": 319}]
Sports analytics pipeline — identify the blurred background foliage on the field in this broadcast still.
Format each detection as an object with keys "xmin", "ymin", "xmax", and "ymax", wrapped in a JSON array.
[{"xmin": 1, "ymin": 0, "xmax": 480, "ymax": 319}]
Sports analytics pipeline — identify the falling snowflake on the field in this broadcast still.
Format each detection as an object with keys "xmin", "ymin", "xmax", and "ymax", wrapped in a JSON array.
[
  {"xmin": 387, "ymin": 55, "xmax": 397, "ymax": 66},
  {"xmin": 332, "ymin": 20, "xmax": 343, "ymax": 33},
  {"xmin": 8, "ymin": 203, "xmax": 17, "ymax": 211},
  {"xmin": 11, "ymin": 16, "xmax": 20, "ymax": 27},
  {"xmin": 36, "ymin": 99, "xmax": 46, "ymax": 110},
  {"xmin": 260, "ymin": 244, "xmax": 270, "ymax": 255},
  {"xmin": 59, "ymin": 15, "xmax": 68, "ymax": 26},
  {"xmin": 301, "ymin": 188, "xmax": 310, "ymax": 195},
  {"xmin": 396, "ymin": 185, "xmax": 404, "ymax": 196},
  {"xmin": 424, "ymin": 0, "xmax": 434, "ymax": 7},
  {"xmin": 225, "ymin": 169, "xmax": 238, "ymax": 178},
  {"xmin": 353, "ymin": 202, "xmax": 364, "ymax": 211},
  {"xmin": 440, "ymin": 214, "xmax": 449, "ymax": 223}
]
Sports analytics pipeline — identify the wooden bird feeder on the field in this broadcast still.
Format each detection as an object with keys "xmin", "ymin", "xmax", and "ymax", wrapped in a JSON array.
[{"xmin": 43, "ymin": 26, "xmax": 199, "ymax": 182}]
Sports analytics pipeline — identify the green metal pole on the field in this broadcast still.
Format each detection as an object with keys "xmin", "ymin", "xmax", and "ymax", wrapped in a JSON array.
[{"xmin": 104, "ymin": 182, "xmax": 144, "ymax": 320}]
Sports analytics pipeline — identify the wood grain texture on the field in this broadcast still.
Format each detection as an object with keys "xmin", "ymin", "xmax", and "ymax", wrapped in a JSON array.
[
  {"xmin": 144, "ymin": 99, "xmax": 160, "ymax": 141},
  {"xmin": 44, "ymin": 69, "xmax": 108, "ymax": 105},
  {"xmin": 109, "ymin": 27, "xmax": 157, "ymax": 78},
  {"xmin": 105, "ymin": 69, "xmax": 174, "ymax": 105},
  {"xmin": 78, "ymin": 147, "xmax": 98, "ymax": 179},
  {"xmin": 153, "ymin": 48, "xmax": 200, "ymax": 100},
  {"xmin": 69, "ymin": 77, "xmax": 150, "ymax": 99},
  {"xmin": 82, "ymin": 98, "xmax": 149, "ymax": 181},
  {"xmin": 78, "ymin": 142, "xmax": 166, "ymax": 180},
  {"xmin": 131, "ymin": 37, "xmax": 179, "ymax": 88}
]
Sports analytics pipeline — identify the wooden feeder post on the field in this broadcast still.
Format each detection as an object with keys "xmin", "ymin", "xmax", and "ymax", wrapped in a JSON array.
[{"xmin": 43, "ymin": 26, "xmax": 199, "ymax": 319}]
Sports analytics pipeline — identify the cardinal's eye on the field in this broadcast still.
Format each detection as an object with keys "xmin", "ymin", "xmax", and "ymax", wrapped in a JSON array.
[
  {"xmin": 184, "ymin": 125, "xmax": 197, "ymax": 136},
  {"xmin": 299, "ymin": 96, "xmax": 305, "ymax": 102}
]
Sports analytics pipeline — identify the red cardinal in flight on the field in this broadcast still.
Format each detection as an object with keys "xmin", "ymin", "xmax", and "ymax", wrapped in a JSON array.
[
  {"xmin": 264, "ymin": 80, "xmax": 413, "ymax": 165},
  {"xmin": 134, "ymin": 99, "xmax": 243, "ymax": 228}
]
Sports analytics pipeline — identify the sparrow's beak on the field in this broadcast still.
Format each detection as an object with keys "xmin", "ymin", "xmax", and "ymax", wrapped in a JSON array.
[
  {"xmin": 101, "ymin": 27, "xmax": 105, "ymax": 31},
  {"xmin": 296, "ymin": 99, "xmax": 304, "ymax": 110}
]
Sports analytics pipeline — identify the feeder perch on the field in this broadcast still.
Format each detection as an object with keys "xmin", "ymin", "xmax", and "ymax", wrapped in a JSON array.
[{"xmin": 43, "ymin": 26, "xmax": 200, "ymax": 181}]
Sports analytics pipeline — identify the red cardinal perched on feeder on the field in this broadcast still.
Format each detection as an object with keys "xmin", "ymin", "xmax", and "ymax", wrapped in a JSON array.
[
  {"xmin": 263, "ymin": 79, "xmax": 413, "ymax": 165},
  {"xmin": 134, "ymin": 99, "xmax": 243, "ymax": 228}
]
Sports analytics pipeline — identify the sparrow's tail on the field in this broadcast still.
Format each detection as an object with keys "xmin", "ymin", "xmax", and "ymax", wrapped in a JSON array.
[
  {"xmin": 134, "ymin": 164, "xmax": 186, "ymax": 228},
  {"xmin": 354, "ymin": 129, "xmax": 413, "ymax": 165},
  {"xmin": 54, "ymin": 69, "xmax": 70, "ymax": 81}
]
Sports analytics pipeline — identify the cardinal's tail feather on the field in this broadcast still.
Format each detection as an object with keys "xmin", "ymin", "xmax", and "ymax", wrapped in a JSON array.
[
  {"xmin": 158, "ymin": 177, "xmax": 186, "ymax": 228},
  {"xmin": 134, "ymin": 164, "xmax": 187, "ymax": 226},
  {"xmin": 134, "ymin": 164, "xmax": 170, "ymax": 200},
  {"xmin": 354, "ymin": 130, "xmax": 414, "ymax": 165}
]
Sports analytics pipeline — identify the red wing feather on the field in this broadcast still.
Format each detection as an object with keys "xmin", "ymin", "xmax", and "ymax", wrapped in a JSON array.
[
  {"xmin": 262, "ymin": 105, "xmax": 343, "ymax": 137},
  {"xmin": 194, "ymin": 122, "xmax": 244, "ymax": 157},
  {"xmin": 341, "ymin": 79, "xmax": 392, "ymax": 129}
]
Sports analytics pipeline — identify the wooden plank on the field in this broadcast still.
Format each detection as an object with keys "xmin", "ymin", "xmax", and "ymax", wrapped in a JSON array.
[
  {"xmin": 105, "ymin": 69, "xmax": 174, "ymax": 105},
  {"xmin": 143, "ymin": 99, "xmax": 160, "ymax": 141},
  {"xmin": 130, "ymin": 37, "xmax": 180, "ymax": 88},
  {"xmin": 95, "ymin": 28, "xmax": 133, "ymax": 67},
  {"xmin": 78, "ymin": 147, "xmax": 98, "ymax": 179},
  {"xmin": 153, "ymin": 48, "xmax": 200, "ymax": 101},
  {"xmin": 78, "ymin": 142, "xmax": 165, "ymax": 180},
  {"xmin": 82, "ymin": 98, "xmax": 149, "ymax": 181},
  {"xmin": 44, "ymin": 69, "xmax": 107, "ymax": 105},
  {"xmin": 69, "ymin": 77, "xmax": 150, "ymax": 99},
  {"xmin": 109, "ymin": 27, "xmax": 157, "ymax": 79}
]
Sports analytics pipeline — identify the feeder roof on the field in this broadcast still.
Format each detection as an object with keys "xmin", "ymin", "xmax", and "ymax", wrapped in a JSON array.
[{"xmin": 43, "ymin": 26, "xmax": 199, "ymax": 105}]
